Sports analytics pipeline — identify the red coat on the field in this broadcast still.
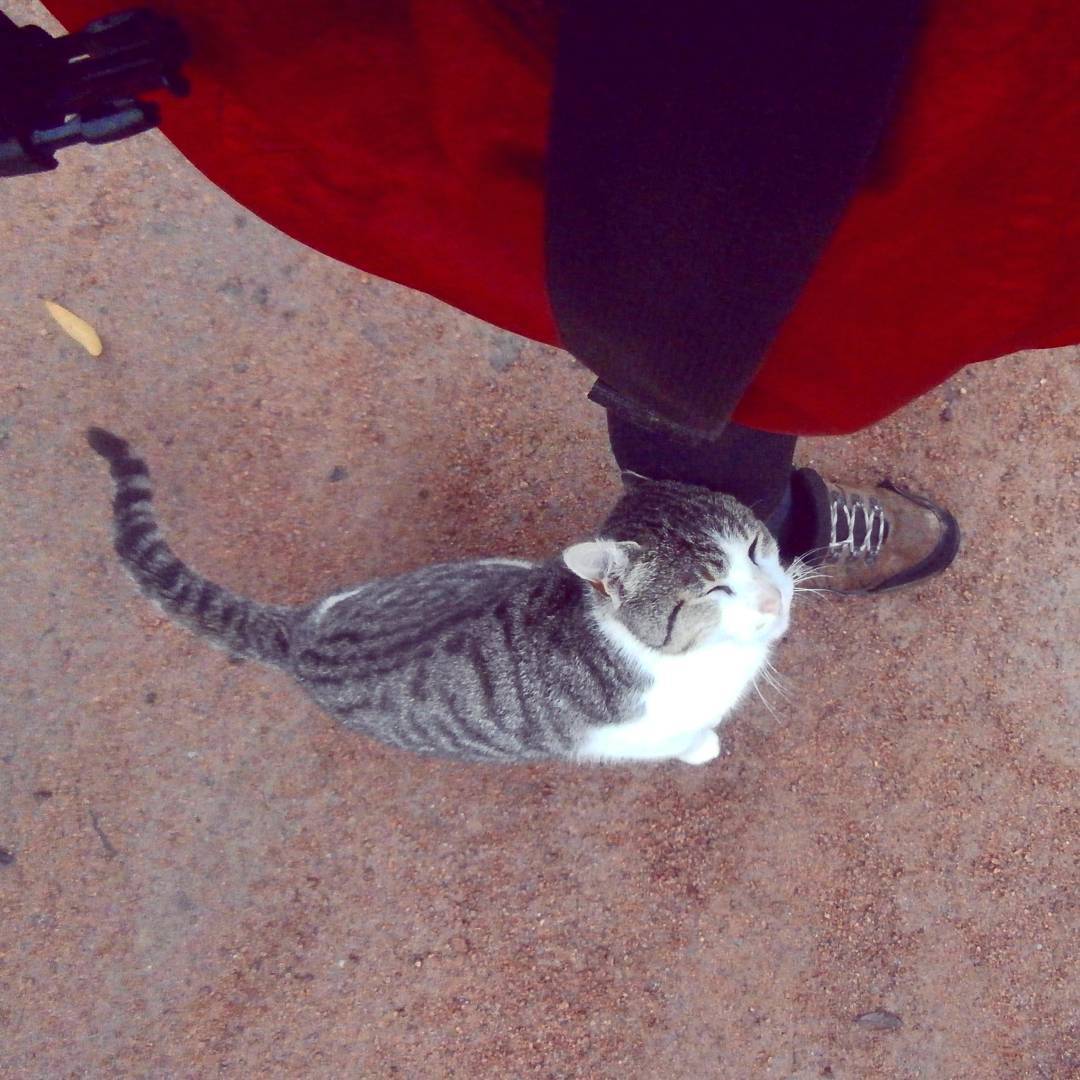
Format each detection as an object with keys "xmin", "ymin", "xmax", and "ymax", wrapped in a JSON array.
[{"xmin": 46, "ymin": 1, "xmax": 1080, "ymax": 434}]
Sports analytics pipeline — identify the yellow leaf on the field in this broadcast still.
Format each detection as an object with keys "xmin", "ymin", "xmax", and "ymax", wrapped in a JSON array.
[{"xmin": 44, "ymin": 300, "xmax": 103, "ymax": 356}]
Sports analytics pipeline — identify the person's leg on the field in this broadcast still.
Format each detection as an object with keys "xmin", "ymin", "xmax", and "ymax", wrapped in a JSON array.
[
  {"xmin": 604, "ymin": 411, "xmax": 799, "ymax": 570},
  {"xmin": 546, "ymin": 1, "xmax": 927, "ymax": 437},
  {"xmin": 546, "ymin": 3, "xmax": 958, "ymax": 591},
  {"xmin": 606, "ymin": 411, "xmax": 795, "ymax": 527}
]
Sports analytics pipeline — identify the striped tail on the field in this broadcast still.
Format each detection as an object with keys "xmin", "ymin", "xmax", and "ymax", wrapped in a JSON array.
[{"xmin": 86, "ymin": 427, "xmax": 295, "ymax": 667}]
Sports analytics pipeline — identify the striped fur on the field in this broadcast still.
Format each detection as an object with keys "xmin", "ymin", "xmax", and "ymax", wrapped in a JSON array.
[
  {"xmin": 291, "ymin": 561, "xmax": 646, "ymax": 761},
  {"xmin": 86, "ymin": 428, "xmax": 295, "ymax": 665},
  {"xmin": 87, "ymin": 429, "xmax": 789, "ymax": 764}
]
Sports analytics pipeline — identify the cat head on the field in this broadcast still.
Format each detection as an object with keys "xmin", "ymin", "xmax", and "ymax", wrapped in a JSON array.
[{"xmin": 563, "ymin": 473, "xmax": 793, "ymax": 652}]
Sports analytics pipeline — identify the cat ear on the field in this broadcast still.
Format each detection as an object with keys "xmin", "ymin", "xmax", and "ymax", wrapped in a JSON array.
[{"xmin": 562, "ymin": 540, "xmax": 641, "ymax": 604}]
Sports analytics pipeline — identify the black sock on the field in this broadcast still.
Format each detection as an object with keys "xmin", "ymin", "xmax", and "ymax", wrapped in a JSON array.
[
  {"xmin": 605, "ymin": 412, "xmax": 834, "ymax": 563},
  {"xmin": 775, "ymin": 469, "xmax": 828, "ymax": 562},
  {"xmin": 607, "ymin": 411, "xmax": 797, "ymax": 521}
]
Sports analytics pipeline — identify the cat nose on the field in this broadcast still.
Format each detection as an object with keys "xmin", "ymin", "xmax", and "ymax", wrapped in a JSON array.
[{"xmin": 758, "ymin": 584, "xmax": 782, "ymax": 615}]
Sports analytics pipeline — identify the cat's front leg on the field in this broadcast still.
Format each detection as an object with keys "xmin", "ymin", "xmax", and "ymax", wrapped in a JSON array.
[{"xmin": 676, "ymin": 729, "xmax": 721, "ymax": 765}]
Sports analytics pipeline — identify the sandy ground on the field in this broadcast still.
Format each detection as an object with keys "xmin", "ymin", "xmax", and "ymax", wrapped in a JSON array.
[{"xmin": 1, "ymin": 4, "xmax": 1077, "ymax": 1076}]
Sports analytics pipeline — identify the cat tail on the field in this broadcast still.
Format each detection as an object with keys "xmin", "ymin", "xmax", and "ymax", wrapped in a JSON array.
[{"xmin": 86, "ymin": 427, "xmax": 296, "ymax": 668}]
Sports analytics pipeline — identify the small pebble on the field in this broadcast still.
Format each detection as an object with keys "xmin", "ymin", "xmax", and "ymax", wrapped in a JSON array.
[
  {"xmin": 328, "ymin": 466, "xmax": 347, "ymax": 483},
  {"xmin": 854, "ymin": 1010, "xmax": 902, "ymax": 1031},
  {"xmin": 0, "ymin": 847, "xmax": 14, "ymax": 865}
]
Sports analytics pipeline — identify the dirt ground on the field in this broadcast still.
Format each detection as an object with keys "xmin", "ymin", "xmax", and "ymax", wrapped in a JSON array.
[{"xmin": 1, "ymin": 4, "xmax": 1077, "ymax": 1077}]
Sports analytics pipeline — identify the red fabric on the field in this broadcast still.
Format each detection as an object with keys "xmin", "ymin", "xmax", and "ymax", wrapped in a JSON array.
[{"xmin": 46, "ymin": 1, "xmax": 1080, "ymax": 435}]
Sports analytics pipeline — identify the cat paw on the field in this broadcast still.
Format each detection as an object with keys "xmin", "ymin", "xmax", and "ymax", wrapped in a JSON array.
[{"xmin": 676, "ymin": 731, "xmax": 721, "ymax": 765}]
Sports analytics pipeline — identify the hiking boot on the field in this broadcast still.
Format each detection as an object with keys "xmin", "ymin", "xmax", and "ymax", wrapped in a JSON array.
[{"xmin": 790, "ymin": 468, "xmax": 960, "ymax": 595}]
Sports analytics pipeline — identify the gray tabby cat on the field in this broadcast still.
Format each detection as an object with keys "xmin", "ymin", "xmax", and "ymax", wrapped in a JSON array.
[{"xmin": 87, "ymin": 427, "xmax": 794, "ymax": 765}]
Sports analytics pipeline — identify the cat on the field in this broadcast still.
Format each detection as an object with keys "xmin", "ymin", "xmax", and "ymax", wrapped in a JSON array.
[{"xmin": 86, "ymin": 427, "xmax": 795, "ymax": 765}]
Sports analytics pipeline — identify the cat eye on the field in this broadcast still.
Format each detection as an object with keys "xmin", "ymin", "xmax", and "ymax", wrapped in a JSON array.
[
  {"xmin": 707, "ymin": 584, "xmax": 734, "ymax": 596},
  {"xmin": 748, "ymin": 537, "xmax": 759, "ymax": 564}
]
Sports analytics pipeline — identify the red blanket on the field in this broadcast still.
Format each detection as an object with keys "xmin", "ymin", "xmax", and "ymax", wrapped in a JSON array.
[{"xmin": 45, "ymin": 1, "xmax": 1080, "ymax": 434}]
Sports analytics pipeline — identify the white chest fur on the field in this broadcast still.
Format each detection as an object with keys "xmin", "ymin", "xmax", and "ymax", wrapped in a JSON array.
[{"xmin": 577, "ymin": 618, "xmax": 769, "ymax": 764}]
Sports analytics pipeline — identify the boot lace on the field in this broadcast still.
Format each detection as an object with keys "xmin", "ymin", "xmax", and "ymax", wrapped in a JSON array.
[{"xmin": 827, "ymin": 489, "xmax": 889, "ymax": 562}]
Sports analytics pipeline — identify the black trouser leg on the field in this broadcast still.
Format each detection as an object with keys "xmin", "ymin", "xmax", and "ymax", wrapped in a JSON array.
[
  {"xmin": 546, "ymin": 1, "xmax": 926, "ymax": 437},
  {"xmin": 607, "ymin": 412, "xmax": 825, "ymax": 560},
  {"xmin": 607, "ymin": 412, "xmax": 794, "ymax": 521},
  {"xmin": 546, "ymin": 3, "xmax": 925, "ymax": 559}
]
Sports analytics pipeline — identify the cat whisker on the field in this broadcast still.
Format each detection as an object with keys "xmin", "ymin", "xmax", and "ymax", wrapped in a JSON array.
[
  {"xmin": 788, "ymin": 561, "xmax": 828, "ymax": 584},
  {"xmin": 788, "ymin": 548, "xmax": 831, "ymax": 574},
  {"xmin": 759, "ymin": 660, "xmax": 791, "ymax": 701},
  {"xmin": 761, "ymin": 674, "xmax": 789, "ymax": 701},
  {"xmin": 765, "ymin": 660, "xmax": 791, "ymax": 695},
  {"xmin": 752, "ymin": 677, "xmax": 780, "ymax": 721}
]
